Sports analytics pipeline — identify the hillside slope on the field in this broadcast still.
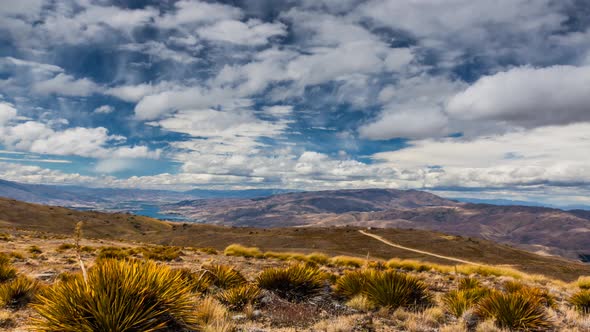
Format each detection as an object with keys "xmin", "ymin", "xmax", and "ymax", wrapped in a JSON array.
[
  {"xmin": 163, "ymin": 189, "xmax": 590, "ymax": 261},
  {"xmin": 1, "ymin": 197, "xmax": 589, "ymax": 281}
]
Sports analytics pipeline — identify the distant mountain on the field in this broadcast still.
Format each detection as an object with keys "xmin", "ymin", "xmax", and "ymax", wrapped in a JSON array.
[
  {"xmin": 163, "ymin": 188, "xmax": 590, "ymax": 261},
  {"xmin": 0, "ymin": 178, "xmax": 296, "ymax": 209}
]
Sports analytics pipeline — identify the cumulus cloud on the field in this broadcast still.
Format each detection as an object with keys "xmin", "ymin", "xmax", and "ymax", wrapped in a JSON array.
[
  {"xmin": 94, "ymin": 105, "xmax": 114, "ymax": 114},
  {"xmin": 33, "ymin": 73, "xmax": 101, "ymax": 97},
  {"xmin": 373, "ymin": 122, "xmax": 590, "ymax": 187},
  {"xmin": 359, "ymin": 108, "xmax": 448, "ymax": 140},
  {"xmin": 447, "ymin": 65, "xmax": 590, "ymax": 127},
  {"xmin": 0, "ymin": 102, "xmax": 17, "ymax": 126},
  {"xmin": 198, "ymin": 19, "xmax": 286, "ymax": 45}
]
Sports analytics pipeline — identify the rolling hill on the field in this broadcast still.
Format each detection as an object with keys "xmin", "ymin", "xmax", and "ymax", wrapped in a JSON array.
[
  {"xmin": 163, "ymin": 189, "xmax": 590, "ymax": 261},
  {"xmin": 1, "ymin": 196, "xmax": 589, "ymax": 281}
]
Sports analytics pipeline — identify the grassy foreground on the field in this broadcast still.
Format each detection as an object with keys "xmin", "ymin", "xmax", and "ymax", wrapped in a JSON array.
[{"xmin": 0, "ymin": 227, "xmax": 590, "ymax": 331}]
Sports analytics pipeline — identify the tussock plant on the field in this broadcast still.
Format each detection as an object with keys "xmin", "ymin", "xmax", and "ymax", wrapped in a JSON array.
[
  {"xmin": 140, "ymin": 245, "xmax": 182, "ymax": 261},
  {"xmin": 364, "ymin": 270, "xmax": 432, "ymax": 310},
  {"xmin": 202, "ymin": 264, "xmax": 247, "ymax": 290},
  {"xmin": 0, "ymin": 276, "xmax": 40, "ymax": 309},
  {"xmin": 224, "ymin": 244, "xmax": 263, "ymax": 258},
  {"xmin": 503, "ymin": 281, "xmax": 555, "ymax": 308},
  {"xmin": 33, "ymin": 259, "xmax": 198, "ymax": 331},
  {"xmin": 175, "ymin": 268, "xmax": 212, "ymax": 293},
  {"xmin": 334, "ymin": 269, "xmax": 378, "ymax": 299},
  {"xmin": 475, "ymin": 290, "xmax": 553, "ymax": 331},
  {"xmin": 97, "ymin": 246, "xmax": 133, "ymax": 260},
  {"xmin": 195, "ymin": 296, "xmax": 231, "ymax": 327},
  {"xmin": 257, "ymin": 264, "xmax": 326, "ymax": 302},
  {"xmin": 330, "ymin": 255, "xmax": 365, "ymax": 268},
  {"xmin": 346, "ymin": 294, "xmax": 374, "ymax": 311},
  {"xmin": 576, "ymin": 276, "xmax": 590, "ymax": 290},
  {"xmin": 442, "ymin": 288, "xmax": 488, "ymax": 318},
  {"xmin": 458, "ymin": 277, "xmax": 481, "ymax": 290},
  {"xmin": 0, "ymin": 254, "xmax": 16, "ymax": 282},
  {"xmin": 217, "ymin": 284, "xmax": 261, "ymax": 311},
  {"xmin": 56, "ymin": 243, "xmax": 74, "ymax": 252},
  {"xmin": 570, "ymin": 289, "xmax": 590, "ymax": 314},
  {"xmin": 307, "ymin": 252, "xmax": 330, "ymax": 265}
]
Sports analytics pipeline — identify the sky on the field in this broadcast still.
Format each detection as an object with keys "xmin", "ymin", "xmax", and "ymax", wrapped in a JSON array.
[{"xmin": 1, "ymin": 0, "xmax": 590, "ymax": 206}]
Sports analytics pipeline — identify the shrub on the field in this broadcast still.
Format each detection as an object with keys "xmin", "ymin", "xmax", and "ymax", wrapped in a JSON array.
[
  {"xmin": 0, "ymin": 276, "xmax": 40, "ymax": 309},
  {"xmin": 33, "ymin": 259, "xmax": 198, "ymax": 331},
  {"xmin": 576, "ymin": 276, "xmax": 590, "ymax": 290},
  {"xmin": 140, "ymin": 245, "xmax": 182, "ymax": 261},
  {"xmin": 28, "ymin": 245, "xmax": 42, "ymax": 254},
  {"xmin": 442, "ymin": 288, "xmax": 488, "ymax": 318},
  {"xmin": 570, "ymin": 289, "xmax": 590, "ymax": 314},
  {"xmin": 224, "ymin": 244, "xmax": 263, "ymax": 258},
  {"xmin": 330, "ymin": 255, "xmax": 365, "ymax": 268},
  {"xmin": 363, "ymin": 270, "xmax": 432, "ymax": 310},
  {"xmin": 9, "ymin": 251, "xmax": 24, "ymax": 260},
  {"xmin": 175, "ymin": 268, "xmax": 212, "ymax": 293},
  {"xmin": 202, "ymin": 264, "xmax": 247, "ymax": 290},
  {"xmin": 217, "ymin": 284, "xmax": 261, "ymax": 311},
  {"xmin": 334, "ymin": 269, "xmax": 378, "ymax": 299},
  {"xmin": 0, "ymin": 233, "xmax": 12, "ymax": 241},
  {"xmin": 257, "ymin": 264, "xmax": 326, "ymax": 302},
  {"xmin": 475, "ymin": 291, "xmax": 553, "ymax": 331},
  {"xmin": 0, "ymin": 254, "xmax": 16, "ymax": 283}
]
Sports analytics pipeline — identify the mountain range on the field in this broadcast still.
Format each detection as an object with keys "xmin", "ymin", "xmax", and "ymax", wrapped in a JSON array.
[
  {"xmin": 2, "ymin": 178, "xmax": 590, "ymax": 262},
  {"xmin": 163, "ymin": 189, "xmax": 590, "ymax": 261}
]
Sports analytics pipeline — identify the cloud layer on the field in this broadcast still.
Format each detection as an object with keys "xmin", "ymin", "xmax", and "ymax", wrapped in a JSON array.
[{"xmin": 0, "ymin": 0, "xmax": 589, "ymax": 205}]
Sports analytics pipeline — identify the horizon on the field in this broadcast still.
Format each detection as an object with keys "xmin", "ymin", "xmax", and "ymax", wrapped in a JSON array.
[{"xmin": 1, "ymin": 1, "xmax": 590, "ymax": 208}]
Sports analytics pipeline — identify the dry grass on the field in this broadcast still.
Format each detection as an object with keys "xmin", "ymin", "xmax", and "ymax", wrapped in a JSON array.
[
  {"xmin": 224, "ymin": 244, "xmax": 263, "ymax": 258},
  {"xmin": 576, "ymin": 276, "xmax": 590, "ymax": 290},
  {"xmin": 330, "ymin": 255, "xmax": 366, "ymax": 268}
]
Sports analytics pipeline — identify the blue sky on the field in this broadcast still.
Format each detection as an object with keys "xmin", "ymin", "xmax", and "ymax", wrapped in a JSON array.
[{"xmin": 1, "ymin": 0, "xmax": 590, "ymax": 206}]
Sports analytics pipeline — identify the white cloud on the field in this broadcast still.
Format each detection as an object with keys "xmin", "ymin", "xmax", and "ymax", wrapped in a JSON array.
[
  {"xmin": 157, "ymin": 0, "xmax": 242, "ymax": 28},
  {"xmin": 0, "ymin": 102, "xmax": 17, "ymax": 126},
  {"xmin": 447, "ymin": 65, "xmax": 590, "ymax": 127},
  {"xmin": 198, "ymin": 19, "xmax": 286, "ymax": 45},
  {"xmin": 33, "ymin": 73, "xmax": 101, "ymax": 97},
  {"xmin": 359, "ymin": 108, "xmax": 448, "ymax": 140},
  {"xmin": 94, "ymin": 105, "xmax": 114, "ymax": 114},
  {"xmin": 373, "ymin": 122, "xmax": 590, "ymax": 187},
  {"xmin": 0, "ymin": 57, "xmax": 63, "ymax": 74},
  {"xmin": 106, "ymin": 82, "xmax": 178, "ymax": 103},
  {"xmin": 94, "ymin": 158, "xmax": 140, "ymax": 173}
]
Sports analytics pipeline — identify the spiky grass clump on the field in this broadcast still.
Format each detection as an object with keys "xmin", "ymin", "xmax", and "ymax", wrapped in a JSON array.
[
  {"xmin": 576, "ymin": 276, "xmax": 590, "ymax": 290},
  {"xmin": 33, "ymin": 259, "xmax": 198, "ymax": 331},
  {"xmin": 195, "ymin": 297, "xmax": 233, "ymax": 330},
  {"xmin": 217, "ymin": 284, "xmax": 261, "ymax": 311},
  {"xmin": 334, "ymin": 269, "xmax": 378, "ymax": 299},
  {"xmin": 364, "ymin": 270, "xmax": 431, "ymax": 310},
  {"xmin": 140, "ymin": 245, "xmax": 182, "ymax": 261},
  {"xmin": 202, "ymin": 264, "xmax": 247, "ymax": 290},
  {"xmin": 458, "ymin": 277, "xmax": 481, "ymax": 290},
  {"xmin": 475, "ymin": 291, "xmax": 553, "ymax": 331},
  {"xmin": 442, "ymin": 288, "xmax": 488, "ymax": 318},
  {"xmin": 570, "ymin": 289, "xmax": 590, "ymax": 314},
  {"xmin": 346, "ymin": 294, "xmax": 374, "ymax": 311},
  {"xmin": 96, "ymin": 246, "xmax": 133, "ymax": 260},
  {"xmin": 257, "ymin": 264, "xmax": 326, "ymax": 302},
  {"xmin": 0, "ymin": 276, "xmax": 40, "ymax": 309},
  {"xmin": 223, "ymin": 244, "xmax": 263, "ymax": 258},
  {"xmin": 0, "ymin": 254, "xmax": 16, "ymax": 283},
  {"xmin": 175, "ymin": 268, "xmax": 212, "ymax": 293},
  {"xmin": 330, "ymin": 255, "xmax": 365, "ymax": 268},
  {"xmin": 503, "ymin": 281, "xmax": 556, "ymax": 308},
  {"xmin": 307, "ymin": 252, "xmax": 330, "ymax": 265}
]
